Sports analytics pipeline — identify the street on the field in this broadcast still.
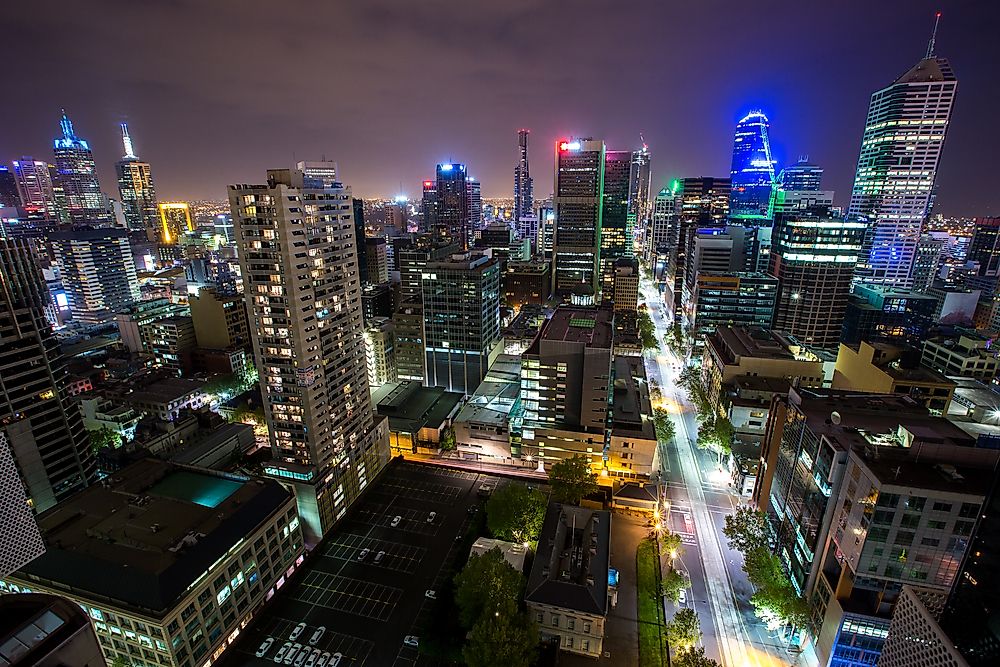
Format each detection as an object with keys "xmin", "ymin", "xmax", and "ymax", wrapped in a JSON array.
[{"xmin": 640, "ymin": 276, "xmax": 800, "ymax": 667}]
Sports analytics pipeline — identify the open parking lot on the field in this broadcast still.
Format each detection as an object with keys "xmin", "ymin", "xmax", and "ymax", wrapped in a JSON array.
[{"xmin": 221, "ymin": 460, "xmax": 498, "ymax": 667}]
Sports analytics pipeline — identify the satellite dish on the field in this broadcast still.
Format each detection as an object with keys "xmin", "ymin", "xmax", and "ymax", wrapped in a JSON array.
[{"xmin": 831, "ymin": 411, "xmax": 842, "ymax": 425}]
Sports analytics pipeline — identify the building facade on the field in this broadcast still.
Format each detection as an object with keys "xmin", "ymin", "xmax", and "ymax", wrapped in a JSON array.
[
  {"xmin": 49, "ymin": 228, "xmax": 140, "ymax": 324},
  {"xmin": 553, "ymin": 138, "xmax": 605, "ymax": 299},
  {"xmin": 51, "ymin": 112, "xmax": 110, "ymax": 225},
  {"xmin": 115, "ymin": 123, "xmax": 159, "ymax": 235},
  {"xmin": 514, "ymin": 129, "xmax": 533, "ymax": 224},
  {"xmin": 729, "ymin": 111, "xmax": 776, "ymax": 221}
]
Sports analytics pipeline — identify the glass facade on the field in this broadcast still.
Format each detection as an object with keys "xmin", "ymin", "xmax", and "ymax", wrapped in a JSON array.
[
  {"xmin": 52, "ymin": 112, "xmax": 111, "ymax": 225},
  {"xmin": 729, "ymin": 111, "xmax": 776, "ymax": 221}
]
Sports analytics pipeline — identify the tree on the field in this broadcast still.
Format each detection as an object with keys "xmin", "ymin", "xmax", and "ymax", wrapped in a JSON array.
[
  {"xmin": 486, "ymin": 484, "xmax": 547, "ymax": 543},
  {"xmin": 661, "ymin": 568, "xmax": 690, "ymax": 604},
  {"xmin": 462, "ymin": 609, "xmax": 537, "ymax": 667},
  {"xmin": 661, "ymin": 529, "xmax": 683, "ymax": 558},
  {"xmin": 723, "ymin": 506, "xmax": 770, "ymax": 554},
  {"xmin": 454, "ymin": 549, "xmax": 524, "ymax": 629},
  {"xmin": 88, "ymin": 426, "xmax": 122, "ymax": 454},
  {"xmin": 638, "ymin": 311, "xmax": 659, "ymax": 350},
  {"xmin": 440, "ymin": 426, "xmax": 456, "ymax": 451},
  {"xmin": 110, "ymin": 658, "xmax": 133, "ymax": 667},
  {"xmin": 654, "ymin": 408, "xmax": 676, "ymax": 442},
  {"xmin": 547, "ymin": 454, "xmax": 598, "ymax": 505},
  {"xmin": 673, "ymin": 646, "xmax": 722, "ymax": 667},
  {"xmin": 666, "ymin": 607, "xmax": 701, "ymax": 653}
]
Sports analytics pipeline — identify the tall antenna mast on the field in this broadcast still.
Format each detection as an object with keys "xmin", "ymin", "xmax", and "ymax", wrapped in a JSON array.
[{"xmin": 926, "ymin": 11, "xmax": 941, "ymax": 58}]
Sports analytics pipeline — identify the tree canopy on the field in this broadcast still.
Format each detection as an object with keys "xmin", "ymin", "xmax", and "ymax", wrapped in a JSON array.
[
  {"xmin": 661, "ymin": 568, "xmax": 690, "ymax": 605},
  {"xmin": 673, "ymin": 646, "xmax": 722, "ymax": 667},
  {"xmin": 666, "ymin": 607, "xmax": 701, "ymax": 653},
  {"xmin": 547, "ymin": 454, "xmax": 598, "ymax": 505},
  {"xmin": 723, "ymin": 506, "xmax": 771, "ymax": 554},
  {"xmin": 638, "ymin": 311, "xmax": 659, "ymax": 350},
  {"xmin": 486, "ymin": 484, "xmax": 547, "ymax": 544},
  {"xmin": 462, "ymin": 606, "xmax": 537, "ymax": 667},
  {"xmin": 454, "ymin": 548, "xmax": 524, "ymax": 629},
  {"xmin": 88, "ymin": 426, "xmax": 122, "ymax": 454}
]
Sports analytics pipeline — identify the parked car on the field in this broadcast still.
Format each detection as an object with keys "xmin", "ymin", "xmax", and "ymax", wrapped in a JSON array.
[
  {"xmin": 273, "ymin": 642, "xmax": 292, "ymax": 663},
  {"xmin": 425, "ymin": 589, "xmax": 436, "ymax": 599},
  {"xmin": 357, "ymin": 548, "xmax": 370, "ymax": 561},
  {"xmin": 403, "ymin": 635, "xmax": 419, "ymax": 647},
  {"xmin": 257, "ymin": 637, "xmax": 274, "ymax": 657},
  {"xmin": 426, "ymin": 511, "xmax": 437, "ymax": 523},
  {"xmin": 304, "ymin": 649, "xmax": 320, "ymax": 667},
  {"xmin": 294, "ymin": 646, "xmax": 309, "ymax": 667},
  {"xmin": 283, "ymin": 643, "xmax": 302, "ymax": 665},
  {"xmin": 678, "ymin": 589, "xmax": 687, "ymax": 605},
  {"xmin": 290, "ymin": 623, "xmax": 306, "ymax": 641},
  {"xmin": 374, "ymin": 550, "xmax": 386, "ymax": 564},
  {"xmin": 391, "ymin": 515, "xmax": 402, "ymax": 527},
  {"xmin": 309, "ymin": 626, "xmax": 325, "ymax": 645},
  {"xmin": 330, "ymin": 652, "xmax": 343, "ymax": 667}
]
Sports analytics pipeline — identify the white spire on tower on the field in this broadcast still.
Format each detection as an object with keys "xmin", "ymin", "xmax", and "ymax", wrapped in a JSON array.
[{"xmin": 121, "ymin": 122, "xmax": 136, "ymax": 159}]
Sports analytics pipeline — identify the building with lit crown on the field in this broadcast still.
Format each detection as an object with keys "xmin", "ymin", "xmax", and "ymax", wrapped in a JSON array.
[
  {"xmin": 51, "ymin": 111, "xmax": 110, "ymax": 225},
  {"xmin": 116, "ymin": 123, "xmax": 159, "ymax": 235},
  {"xmin": 158, "ymin": 203, "xmax": 193, "ymax": 245},
  {"xmin": 553, "ymin": 139, "xmax": 605, "ymax": 300},
  {"xmin": 729, "ymin": 111, "xmax": 776, "ymax": 221},
  {"xmin": 514, "ymin": 129, "xmax": 533, "ymax": 224}
]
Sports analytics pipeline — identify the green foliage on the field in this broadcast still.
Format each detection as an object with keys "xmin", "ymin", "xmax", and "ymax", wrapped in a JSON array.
[
  {"xmin": 666, "ymin": 607, "xmax": 701, "ymax": 653},
  {"xmin": 486, "ymin": 484, "xmax": 547, "ymax": 543},
  {"xmin": 462, "ymin": 608, "xmax": 537, "ymax": 667},
  {"xmin": 453, "ymin": 549, "xmax": 524, "ymax": 630},
  {"xmin": 672, "ymin": 646, "xmax": 722, "ymax": 667},
  {"xmin": 661, "ymin": 529, "xmax": 683, "ymax": 557},
  {"xmin": 228, "ymin": 404, "xmax": 265, "ymax": 426},
  {"xmin": 661, "ymin": 568, "xmax": 690, "ymax": 605},
  {"xmin": 653, "ymin": 408, "xmax": 676, "ymax": 443},
  {"xmin": 440, "ymin": 426, "xmax": 456, "ymax": 451},
  {"xmin": 723, "ymin": 506, "xmax": 771, "ymax": 554},
  {"xmin": 88, "ymin": 426, "xmax": 122, "ymax": 454},
  {"xmin": 638, "ymin": 311, "xmax": 659, "ymax": 350},
  {"xmin": 637, "ymin": 538, "xmax": 667, "ymax": 667},
  {"xmin": 110, "ymin": 658, "xmax": 133, "ymax": 667},
  {"xmin": 547, "ymin": 454, "xmax": 598, "ymax": 505},
  {"xmin": 666, "ymin": 323, "xmax": 691, "ymax": 357}
]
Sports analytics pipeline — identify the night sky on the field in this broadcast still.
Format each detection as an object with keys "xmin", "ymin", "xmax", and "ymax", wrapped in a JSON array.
[{"xmin": 4, "ymin": 0, "xmax": 999, "ymax": 214}]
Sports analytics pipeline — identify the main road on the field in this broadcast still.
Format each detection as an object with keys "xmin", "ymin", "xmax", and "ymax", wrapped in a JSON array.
[{"xmin": 641, "ymin": 276, "xmax": 801, "ymax": 667}]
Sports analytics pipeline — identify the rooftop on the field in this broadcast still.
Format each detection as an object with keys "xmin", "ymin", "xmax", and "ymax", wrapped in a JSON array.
[
  {"xmin": 0, "ymin": 593, "xmax": 95, "ymax": 666},
  {"xmin": 454, "ymin": 355, "xmax": 521, "ymax": 426},
  {"xmin": 126, "ymin": 377, "xmax": 207, "ymax": 405},
  {"xmin": 611, "ymin": 356, "xmax": 654, "ymax": 439},
  {"xmin": 537, "ymin": 306, "xmax": 613, "ymax": 349},
  {"xmin": 525, "ymin": 503, "xmax": 611, "ymax": 617},
  {"xmin": 372, "ymin": 381, "xmax": 464, "ymax": 434},
  {"xmin": 708, "ymin": 326, "xmax": 806, "ymax": 364},
  {"xmin": 853, "ymin": 447, "xmax": 994, "ymax": 498},
  {"xmin": 13, "ymin": 459, "xmax": 292, "ymax": 615}
]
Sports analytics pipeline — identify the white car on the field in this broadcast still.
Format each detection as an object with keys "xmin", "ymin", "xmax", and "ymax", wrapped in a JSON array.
[
  {"xmin": 290, "ymin": 622, "xmax": 306, "ymax": 641},
  {"xmin": 678, "ymin": 589, "xmax": 687, "ymax": 605},
  {"xmin": 426, "ymin": 511, "xmax": 437, "ymax": 523},
  {"xmin": 294, "ymin": 646, "xmax": 310, "ymax": 667},
  {"xmin": 330, "ymin": 653, "xmax": 343, "ymax": 667},
  {"xmin": 274, "ymin": 642, "xmax": 292, "ymax": 663},
  {"xmin": 403, "ymin": 635, "xmax": 419, "ymax": 647},
  {"xmin": 316, "ymin": 652, "xmax": 333, "ymax": 667},
  {"xmin": 374, "ymin": 550, "xmax": 386, "ymax": 564},
  {"xmin": 309, "ymin": 626, "xmax": 325, "ymax": 646},
  {"xmin": 357, "ymin": 548, "xmax": 370, "ymax": 561},
  {"xmin": 425, "ymin": 589, "xmax": 437, "ymax": 599},
  {"xmin": 257, "ymin": 637, "xmax": 274, "ymax": 657},
  {"xmin": 304, "ymin": 649, "xmax": 321, "ymax": 667},
  {"xmin": 391, "ymin": 515, "xmax": 402, "ymax": 527},
  {"xmin": 283, "ymin": 643, "xmax": 302, "ymax": 665}
]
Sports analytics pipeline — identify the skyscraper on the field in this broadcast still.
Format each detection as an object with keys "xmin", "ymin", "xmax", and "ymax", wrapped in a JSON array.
[
  {"xmin": 648, "ymin": 184, "xmax": 677, "ymax": 283},
  {"xmin": 466, "ymin": 177, "xmax": 482, "ymax": 230},
  {"xmin": 729, "ymin": 111, "xmax": 776, "ymax": 221},
  {"xmin": 115, "ymin": 122, "xmax": 158, "ymax": 235},
  {"xmin": 553, "ymin": 138, "xmax": 605, "ymax": 299},
  {"xmin": 600, "ymin": 150, "xmax": 632, "ymax": 295},
  {"xmin": 422, "ymin": 251, "xmax": 502, "ymax": 395},
  {"xmin": 777, "ymin": 158, "xmax": 823, "ymax": 192},
  {"xmin": 420, "ymin": 179, "xmax": 437, "ymax": 232},
  {"xmin": 49, "ymin": 228, "xmax": 140, "ymax": 324},
  {"xmin": 514, "ymin": 129, "xmax": 533, "ymax": 224},
  {"xmin": 850, "ymin": 24, "xmax": 957, "ymax": 289},
  {"xmin": 627, "ymin": 141, "xmax": 651, "ymax": 233},
  {"xmin": 157, "ymin": 202, "xmax": 193, "ymax": 244},
  {"xmin": 434, "ymin": 163, "xmax": 470, "ymax": 249},
  {"xmin": 769, "ymin": 217, "xmax": 866, "ymax": 347},
  {"xmin": 0, "ymin": 166, "xmax": 21, "ymax": 209},
  {"xmin": 51, "ymin": 111, "xmax": 110, "ymax": 225},
  {"xmin": 11, "ymin": 158, "xmax": 61, "ymax": 224},
  {"xmin": 230, "ymin": 164, "xmax": 390, "ymax": 542},
  {"xmin": 0, "ymin": 238, "xmax": 94, "ymax": 512}
]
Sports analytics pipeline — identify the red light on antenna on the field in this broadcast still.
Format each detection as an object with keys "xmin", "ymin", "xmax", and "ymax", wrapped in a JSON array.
[
  {"xmin": 936, "ymin": 11, "xmax": 941, "ymax": 17},
  {"xmin": 423, "ymin": 181, "xmax": 433, "ymax": 187}
]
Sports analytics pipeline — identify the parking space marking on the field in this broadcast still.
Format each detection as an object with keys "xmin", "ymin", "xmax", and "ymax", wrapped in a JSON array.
[
  {"xmin": 380, "ymin": 479, "xmax": 464, "ymax": 503},
  {"xmin": 321, "ymin": 534, "xmax": 426, "ymax": 574},
  {"xmin": 234, "ymin": 614, "xmax": 374, "ymax": 665},
  {"xmin": 292, "ymin": 571, "xmax": 402, "ymax": 621},
  {"xmin": 398, "ymin": 463, "xmax": 481, "ymax": 481}
]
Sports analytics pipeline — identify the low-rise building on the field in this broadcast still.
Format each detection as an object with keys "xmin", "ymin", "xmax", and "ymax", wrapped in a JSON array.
[
  {"xmin": 686, "ymin": 272, "xmax": 777, "ymax": 344},
  {"xmin": 525, "ymin": 503, "xmax": 612, "ymax": 658},
  {"xmin": 141, "ymin": 315, "xmax": 197, "ymax": 376},
  {"xmin": 607, "ymin": 356, "xmax": 656, "ymax": 478},
  {"xmin": 0, "ymin": 593, "xmax": 105, "ymax": 667},
  {"xmin": 922, "ymin": 330, "xmax": 1000, "ymax": 382},
  {"xmin": 505, "ymin": 258, "xmax": 551, "ymax": 311},
  {"xmin": 80, "ymin": 396, "xmax": 142, "ymax": 442},
  {"xmin": 372, "ymin": 381, "xmax": 464, "ymax": 455},
  {"xmin": 832, "ymin": 341, "xmax": 957, "ymax": 414},
  {"xmin": 453, "ymin": 355, "xmax": 521, "ymax": 463},
  {"xmin": 2, "ymin": 459, "xmax": 303, "ymax": 667},
  {"xmin": 502, "ymin": 304, "xmax": 546, "ymax": 355},
  {"xmin": 611, "ymin": 311, "xmax": 643, "ymax": 358},
  {"xmin": 124, "ymin": 377, "xmax": 209, "ymax": 421},
  {"xmin": 469, "ymin": 538, "xmax": 528, "ymax": 573}
]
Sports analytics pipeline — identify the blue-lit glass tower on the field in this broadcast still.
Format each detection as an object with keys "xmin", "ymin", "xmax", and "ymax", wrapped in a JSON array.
[
  {"xmin": 728, "ymin": 111, "xmax": 776, "ymax": 221},
  {"xmin": 52, "ymin": 111, "xmax": 111, "ymax": 225}
]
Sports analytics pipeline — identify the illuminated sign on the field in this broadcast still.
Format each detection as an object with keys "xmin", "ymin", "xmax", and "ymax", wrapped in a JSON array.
[
  {"xmin": 559, "ymin": 141, "xmax": 582, "ymax": 151},
  {"xmin": 440, "ymin": 163, "xmax": 453, "ymax": 171}
]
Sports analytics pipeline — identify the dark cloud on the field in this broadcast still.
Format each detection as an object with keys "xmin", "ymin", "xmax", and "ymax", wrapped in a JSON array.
[{"xmin": 2, "ymin": 0, "xmax": 998, "ymax": 214}]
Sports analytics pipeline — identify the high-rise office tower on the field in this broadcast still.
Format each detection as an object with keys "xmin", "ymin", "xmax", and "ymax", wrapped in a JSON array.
[
  {"xmin": 553, "ymin": 138, "xmax": 605, "ymax": 299},
  {"xmin": 11, "ymin": 158, "xmax": 61, "ymax": 224},
  {"xmin": 49, "ymin": 228, "xmax": 140, "ymax": 324},
  {"xmin": 230, "ymin": 164, "xmax": 389, "ymax": 543},
  {"xmin": 434, "ymin": 163, "xmax": 470, "ymax": 249},
  {"xmin": 627, "ymin": 141, "xmax": 651, "ymax": 232},
  {"xmin": 850, "ymin": 26, "xmax": 957, "ymax": 289},
  {"xmin": 777, "ymin": 158, "xmax": 823, "ymax": 192},
  {"xmin": 648, "ymin": 184, "xmax": 677, "ymax": 278},
  {"xmin": 466, "ymin": 177, "xmax": 482, "ymax": 230},
  {"xmin": 666, "ymin": 177, "xmax": 730, "ymax": 322},
  {"xmin": 514, "ymin": 129, "xmax": 533, "ymax": 224},
  {"xmin": 422, "ymin": 251, "xmax": 502, "ymax": 394},
  {"xmin": 0, "ymin": 166, "xmax": 21, "ymax": 209},
  {"xmin": 729, "ymin": 111, "xmax": 776, "ymax": 221},
  {"xmin": 420, "ymin": 179, "xmax": 437, "ymax": 232},
  {"xmin": 0, "ymin": 238, "xmax": 94, "ymax": 513},
  {"xmin": 966, "ymin": 217, "xmax": 1000, "ymax": 278},
  {"xmin": 51, "ymin": 111, "xmax": 110, "ymax": 225},
  {"xmin": 769, "ymin": 217, "xmax": 866, "ymax": 347},
  {"xmin": 157, "ymin": 202, "xmax": 193, "ymax": 244},
  {"xmin": 600, "ymin": 150, "xmax": 632, "ymax": 296},
  {"xmin": 115, "ymin": 123, "xmax": 158, "ymax": 235}
]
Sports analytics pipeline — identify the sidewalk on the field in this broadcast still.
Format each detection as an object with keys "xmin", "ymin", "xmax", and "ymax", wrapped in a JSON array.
[{"xmin": 396, "ymin": 452, "xmax": 551, "ymax": 481}]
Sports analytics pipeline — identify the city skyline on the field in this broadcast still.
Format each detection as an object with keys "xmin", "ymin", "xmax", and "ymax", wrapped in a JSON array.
[{"xmin": 3, "ymin": 2, "xmax": 998, "ymax": 215}]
